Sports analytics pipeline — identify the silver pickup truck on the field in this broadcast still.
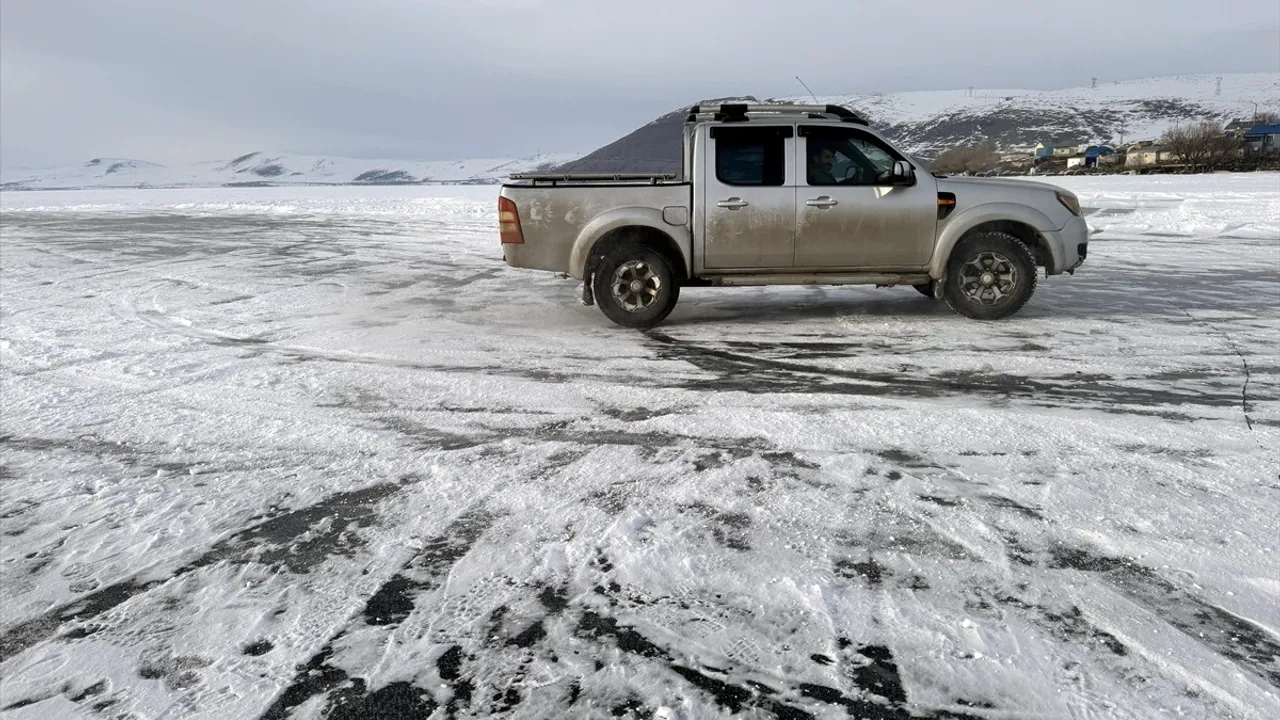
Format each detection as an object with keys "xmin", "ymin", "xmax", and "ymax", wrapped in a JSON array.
[{"xmin": 499, "ymin": 103, "xmax": 1088, "ymax": 328}]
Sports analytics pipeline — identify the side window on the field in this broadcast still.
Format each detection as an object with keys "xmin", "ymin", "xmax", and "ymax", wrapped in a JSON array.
[
  {"xmin": 713, "ymin": 126, "xmax": 789, "ymax": 186},
  {"xmin": 804, "ymin": 128, "xmax": 903, "ymax": 186},
  {"xmin": 849, "ymin": 139, "xmax": 897, "ymax": 176}
]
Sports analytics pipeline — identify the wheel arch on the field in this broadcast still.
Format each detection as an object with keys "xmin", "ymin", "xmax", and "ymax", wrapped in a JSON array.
[
  {"xmin": 932, "ymin": 204, "xmax": 1061, "ymax": 277},
  {"xmin": 569, "ymin": 209, "xmax": 691, "ymax": 282}
]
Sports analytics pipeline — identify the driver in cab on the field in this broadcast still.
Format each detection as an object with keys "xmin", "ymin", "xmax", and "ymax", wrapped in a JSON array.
[{"xmin": 807, "ymin": 142, "xmax": 840, "ymax": 185}]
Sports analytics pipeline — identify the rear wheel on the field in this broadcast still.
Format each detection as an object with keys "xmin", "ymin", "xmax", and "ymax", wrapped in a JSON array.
[
  {"xmin": 942, "ymin": 231, "xmax": 1037, "ymax": 320},
  {"xmin": 591, "ymin": 244, "xmax": 680, "ymax": 329}
]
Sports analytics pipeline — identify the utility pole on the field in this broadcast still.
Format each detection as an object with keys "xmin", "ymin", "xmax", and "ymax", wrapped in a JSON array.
[
  {"xmin": 1091, "ymin": 77, "xmax": 1097, "ymax": 90},
  {"xmin": 1216, "ymin": 76, "xmax": 1223, "ymax": 96}
]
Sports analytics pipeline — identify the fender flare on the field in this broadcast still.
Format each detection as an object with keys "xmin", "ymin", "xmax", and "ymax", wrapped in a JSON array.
[
  {"xmin": 929, "ymin": 203, "xmax": 1062, "ymax": 277},
  {"xmin": 568, "ymin": 207, "xmax": 692, "ymax": 280}
]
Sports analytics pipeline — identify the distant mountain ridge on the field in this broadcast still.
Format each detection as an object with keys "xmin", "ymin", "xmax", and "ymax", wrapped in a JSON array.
[
  {"xmin": 555, "ymin": 72, "xmax": 1280, "ymax": 174},
  {"xmin": 0, "ymin": 151, "xmax": 579, "ymax": 191}
]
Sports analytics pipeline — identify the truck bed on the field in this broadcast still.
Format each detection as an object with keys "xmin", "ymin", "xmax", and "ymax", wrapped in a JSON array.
[
  {"xmin": 507, "ymin": 172, "xmax": 681, "ymax": 186},
  {"xmin": 500, "ymin": 181, "xmax": 692, "ymax": 277}
]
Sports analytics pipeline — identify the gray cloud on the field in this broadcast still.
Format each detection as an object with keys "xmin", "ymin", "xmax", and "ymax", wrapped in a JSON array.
[{"xmin": 3, "ymin": 0, "xmax": 1278, "ymax": 167}]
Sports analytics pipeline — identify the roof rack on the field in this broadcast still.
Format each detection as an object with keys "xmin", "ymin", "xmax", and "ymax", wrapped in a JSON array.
[{"xmin": 686, "ymin": 103, "xmax": 868, "ymax": 125}]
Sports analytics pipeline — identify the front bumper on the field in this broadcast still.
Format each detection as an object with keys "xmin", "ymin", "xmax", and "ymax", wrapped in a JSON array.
[{"xmin": 1044, "ymin": 215, "xmax": 1089, "ymax": 274}]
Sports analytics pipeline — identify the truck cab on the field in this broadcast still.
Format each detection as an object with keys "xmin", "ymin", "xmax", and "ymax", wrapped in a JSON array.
[{"xmin": 500, "ymin": 103, "xmax": 1089, "ymax": 328}]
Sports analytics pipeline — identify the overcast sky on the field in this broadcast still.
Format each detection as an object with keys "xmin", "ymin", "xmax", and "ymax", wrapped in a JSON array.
[{"xmin": 3, "ymin": 0, "xmax": 1278, "ymax": 167}]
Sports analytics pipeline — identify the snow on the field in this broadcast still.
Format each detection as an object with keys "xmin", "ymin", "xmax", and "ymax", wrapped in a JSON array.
[
  {"xmin": 805, "ymin": 74, "xmax": 1280, "ymax": 125},
  {"xmin": 778, "ymin": 72, "xmax": 1280, "ymax": 151},
  {"xmin": 1, "ymin": 173, "xmax": 1278, "ymax": 719},
  {"xmin": 0, "ymin": 152, "xmax": 579, "ymax": 191}
]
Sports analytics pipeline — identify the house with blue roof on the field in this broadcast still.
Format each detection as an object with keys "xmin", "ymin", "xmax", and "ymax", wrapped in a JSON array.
[
  {"xmin": 1083, "ymin": 145, "xmax": 1115, "ymax": 168},
  {"xmin": 1243, "ymin": 124, "xmax": 1280, "ymax": 155}
]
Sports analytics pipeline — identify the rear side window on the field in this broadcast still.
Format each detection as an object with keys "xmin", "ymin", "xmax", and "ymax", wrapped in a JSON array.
[{"xmin": 713, "ymin": 126, "xmax": 790, "ymax": 186}]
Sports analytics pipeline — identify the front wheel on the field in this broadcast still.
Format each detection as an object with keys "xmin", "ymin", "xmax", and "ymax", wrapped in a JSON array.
[
  {"xmin": 942, "ymin": 231, "xmax": 1037, "ymax": 320},
  {"xmin": 591, "ymin": 244, "xmax": 680, "ymax": 329}
]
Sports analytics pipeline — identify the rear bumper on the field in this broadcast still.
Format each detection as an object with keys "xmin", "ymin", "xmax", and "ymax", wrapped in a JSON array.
[
  {"xmin": 502, "ymin": 242, "xmax": 573, "ymax": 276},
  {"xmin": 1044, "ymin": 215, "xmax": 1089, "ymax": 274}
]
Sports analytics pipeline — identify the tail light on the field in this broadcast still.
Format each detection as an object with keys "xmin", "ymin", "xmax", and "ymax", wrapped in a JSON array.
[{"xmin": 498, "ymin": 196, "xmax": 523, "ymax": 244}]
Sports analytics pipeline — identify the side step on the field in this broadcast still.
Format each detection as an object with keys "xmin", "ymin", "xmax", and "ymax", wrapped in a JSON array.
[{"xmin": 701, "ymin": 273, "xmax": 932, "ymax": 287}]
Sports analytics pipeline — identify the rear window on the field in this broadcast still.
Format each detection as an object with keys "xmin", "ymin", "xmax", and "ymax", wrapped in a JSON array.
[{"xmin": 714, "ymin": 126, "xmax": 788, "ymax": 186}]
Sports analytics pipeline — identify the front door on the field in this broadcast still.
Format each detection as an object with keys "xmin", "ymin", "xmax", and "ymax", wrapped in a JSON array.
[
  {"xmin": 794, "ymin": 126, "xmax": 937, "ymax": 269},
  {"xmin": 702, "ymin": 124, "xmax": 796, "ymax": 270}
]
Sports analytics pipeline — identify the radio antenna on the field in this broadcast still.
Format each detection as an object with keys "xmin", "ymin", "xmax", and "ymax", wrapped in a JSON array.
[{"xmin": 796, "ymin": 76, "xmax": 819, "ymax": 103}]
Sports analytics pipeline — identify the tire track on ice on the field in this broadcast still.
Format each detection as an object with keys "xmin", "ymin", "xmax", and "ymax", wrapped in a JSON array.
[
  {"xmin": 258, "ymin": 508, "xmax": 500, "ymax": 719},
  {"xmin": 0, "ymin": 479, "xmax": 408, "ymax": 662}
]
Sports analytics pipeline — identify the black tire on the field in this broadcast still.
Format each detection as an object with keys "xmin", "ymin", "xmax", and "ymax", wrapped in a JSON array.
[
  {"xmin": 591, "ymin": 244, "xmax": 680, "ymax": 329},
  {"xmin": 912, "ymin": 281, "xmax": 936, "ymax": 298},
  {"xmin": 942, "ymin": 231, "xmax": 1037, "ymax": 320}
]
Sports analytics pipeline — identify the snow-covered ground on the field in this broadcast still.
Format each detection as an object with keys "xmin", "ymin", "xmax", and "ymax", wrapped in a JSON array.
[{"xmin": 1, "ymin": 174, "xmax": 1278, "ymax": 719}]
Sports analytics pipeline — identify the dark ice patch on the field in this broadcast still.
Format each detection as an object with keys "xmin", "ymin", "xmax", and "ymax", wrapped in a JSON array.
[
  {"xmin": 693, "ymin": 448, "xmax": 752, "ymax": 471},
  {"xmin": 538, "ymin": 585, "xmax": 570, "ymax": 615},
  {"xmin": 874, "ymin": 449, "xmax": 935, "ymax": 468},
  {"xmin": 362, "ymin": 574, "xmax": 417, "ymax": 626},
  {"xmin": 324, "ymin": 680, "xmax": 438, "ymax": 720},
  {"xmin": 1041, "ymin": 605, "xmax": 1130, "ymax": 657},
  {"xmin": 577, "ymin": 611, "xmax": 668, "ymax": 659},
  {"xmin": 242, "ymin": 639, "xmax": 274, "ymax": 656},
  {"xmin": 137, "ymin": 653, "xmax": 211, "ymax": 690},
  {"xmin": 602, "ymin": 406, "xmax": 675, "ymax": 422},
  {"xmin": 507, "ymin": 621, "xmax": 546, "ymax": 648},
  {"xmin": 609, "ymin": 696, "xmax": 651, "ymax": 717},
  {"xmin": 437, "ymin": 645, "xmax": 463, "ymax": 680},
  {"xmin": 69, "ymin": 680, "xmax": 109, "ymax": 702},
  {"xmin": 980, "ymin": 494, "xmax": 1046, "ymax": 520},
  {"xmin": 851, "ymin": 645, "xmax": 908, "ymax": 704},
  {"xmin": 836, "ymin": 558, "xmax": 889, "ymax": 586},
  {"xmin": 919, "ymin": 495, "xmax": 962, "ymax": 507},
  {"xmin": 671, "ymin": 665, "xmax": 753, "ymax": 714}
]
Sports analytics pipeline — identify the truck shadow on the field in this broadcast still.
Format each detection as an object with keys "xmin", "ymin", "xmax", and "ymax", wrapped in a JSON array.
[
  {"xmin": 662, "ymin": 290, "xmax": 954, "ymax": 327},
  {"xmin": 660, "ymin": 264, "xmax": 1276, "ymax": 327}
]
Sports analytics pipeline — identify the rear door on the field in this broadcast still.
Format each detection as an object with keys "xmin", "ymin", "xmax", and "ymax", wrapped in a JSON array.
[
  {"xmin": 794, "ymin": 125, "xmax": 937, "ymax": 269},
  {"xmin": 701, "ymin": 124, "xmax": 796, "ymax": 270}
]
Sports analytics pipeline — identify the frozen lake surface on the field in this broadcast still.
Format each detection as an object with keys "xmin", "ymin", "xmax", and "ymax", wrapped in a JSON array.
[{"xmin": 2, "ymin": 175, "xmax": 1278, "ymax": 719}]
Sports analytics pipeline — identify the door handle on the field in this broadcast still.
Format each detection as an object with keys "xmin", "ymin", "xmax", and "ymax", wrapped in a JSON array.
[
  {"xmin": 717, "ymin": 197, "xmax": 749, "ymax": 209},
  {"xmin": 805, "ymin": 196, "xmax": 839, "ymax": 208}
]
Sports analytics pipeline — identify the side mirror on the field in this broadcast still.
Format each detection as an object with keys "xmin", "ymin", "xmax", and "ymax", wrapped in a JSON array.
[{"xmin": 890, "ymin": 160, "xmax": 915, "ymax": 186}]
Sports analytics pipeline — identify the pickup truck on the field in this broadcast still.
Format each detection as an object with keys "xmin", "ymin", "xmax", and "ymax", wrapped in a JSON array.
[{"xmin": 498, "ymin": 103, "xmax": 1089, "ymax": 328}]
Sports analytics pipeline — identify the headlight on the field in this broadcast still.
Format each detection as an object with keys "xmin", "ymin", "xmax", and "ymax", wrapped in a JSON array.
[{"xmin": 1056, "ymin": 191, "xmax": 1081, "ymax": 216}]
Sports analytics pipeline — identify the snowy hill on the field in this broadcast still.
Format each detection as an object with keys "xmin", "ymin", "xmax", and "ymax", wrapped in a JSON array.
[
  {"xmin": 556, "ymin": 72, "xmax": 1280, "ymax": 173},
  {"xmin": 788, "ymin": 72, "xmax": 1280, "ymax": 155},
  {"xmin": 0, "ymin": 151, "xmax": 579, "ymax": 191}
]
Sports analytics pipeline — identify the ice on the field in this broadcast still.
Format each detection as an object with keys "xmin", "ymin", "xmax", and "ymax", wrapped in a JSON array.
[{"xmin": 1, "ymin": 173, "xmax": 1278, "ymax": 718}]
